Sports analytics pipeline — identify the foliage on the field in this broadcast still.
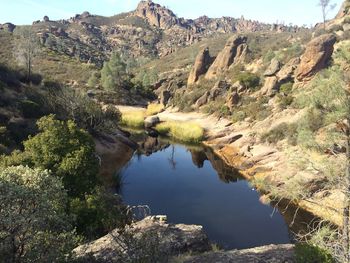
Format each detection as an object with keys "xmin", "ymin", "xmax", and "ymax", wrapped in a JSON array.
[
  {"xmin": 120, "ymin": 110, "xmax": 145, "ymax": 128},
  {"xmin": 19, "ymin": 99, "xmax": 42, "ymax": 118},
  {"xmin": 146, "ymin": 103, "xmax": 164, "ymax": 116},
  {"xmin": 261, "ymin": 122, "xmax": 298, "ymax": 145},
  {"xmin": 70, "ymin": 187, "xmax": 130, "ymax": 239},
  {"xmin": 87, "ymin": 71, "xmax": 100, "ymax": 89},
  {"xmin": 0, "ymin": 165, "xmax": 78, "ymax": 262},
  {"xmin": 101, "ymin": 52, "xmax": 128, "ymax": 92},
  {"xmin": 45, "ymin": 86, "xmax": 121, "ymax": 133},
  {"xmin": 231, "ymin": 97, "xmax": 272, "ymax": 123},
  {"xmin": 155, "ymin": 121, "xmax": 204, "ymax": 143},
  {"xmin": 236, "ymin": 72, "xmax": 261, "ymax": 90},
  {"xmin": 295, "ymin": 243, "xmax": 335, "ymax": 263}
]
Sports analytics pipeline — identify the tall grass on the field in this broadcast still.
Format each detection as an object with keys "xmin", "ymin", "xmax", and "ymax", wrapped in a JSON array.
[
  {"xmin": 146, "ymin": 103, "xmax": 164, "ymax": 116},
  {"xmin": 155, "ymin": 121, "xmax": 204, "ymax": 143},
  {"xmin": 120, "ymin": 111, "xmax": 145, "ymax": 128}
]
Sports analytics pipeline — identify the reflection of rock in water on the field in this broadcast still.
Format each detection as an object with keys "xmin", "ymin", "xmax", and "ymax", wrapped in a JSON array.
[
  {"xmin": 189, "ymin": 147, "xmax": 243, "ymax": 183},
  {"xmin": 190, "ymin": 149, "xmax": 208, "ymax": 168},
  {"xmin": 274, "ymin": 200, "xmax": 326, "ymax": 241},
  {"xmin": 138, "ymin": 136, "xmax": 170, "ymax": 156}
]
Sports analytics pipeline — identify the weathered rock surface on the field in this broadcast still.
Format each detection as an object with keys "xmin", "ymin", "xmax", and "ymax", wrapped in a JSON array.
[
  {"xmin": 0, "ymin": 23, "xmax": 16, "ymax": 33},
  {"xmin": 144, "ymin": 115, "xmax": 160, "ymax": 128},
  {"xmin": 295, "ymin": 34, "xmax": 337, "ymax": 81},
  {"xmin": 226, "ymin": 91, "xmax": 240, "ymax": 111},
  {"xmin": 73, "ymin": 216, "xmax": 211, "ymax": 262},
  {"xmin": 276, "ymin": 57, "xmax": 300, "ymax": 82},
  {"xmin": 264, "ymin": 58, "xmax": 281, "ymax": 76},
  {"xmin": 182, "ymin": 244, "xmax": 295, "ymax": 263},
  {"xmin": 159, "ymin": 89, "xmax": 171, "ymax": 106},
  {"xmin": 208, "ymin": 80, "xmax": 231, "ymax": 101},
  {"xmin": 188, "ymin": 47, "xmax": 211, "ymax": 85},
  {"xmin": 336, "ymin": 0, "xmax": 350, "ymax": 19},
  {"xmin": 260, "ymin": 76, "xmax": 279, "ymax": 96},
  {"xmin": 195, "ymin": 91, "xmax": 210, "ymax": 108},
  {"xmin": 205, "ymin": 35, "xmax": 248, "ymax": 79}
]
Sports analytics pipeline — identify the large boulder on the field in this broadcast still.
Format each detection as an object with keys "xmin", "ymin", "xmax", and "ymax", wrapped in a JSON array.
[
  {"xmin": 260, "ymin": 76, "xmax": 279, "ymax": 97},
  {"xmin": 144, "ymin": 115, "xmax": 160, "ymax": 128},
  {"xmin": 73, "ymin": 216, "xmax": 211, "ymax": 262},
  {"xmin": 205, "ymin": 35, "xmax": 248, "ymax": 79},
  {"xmin": 195, "ymin": 91, "xmax": 210, "ymax": 108},
  {"xmin": 264, "ymin": 58, "xmax": 281, "ymax": 76},
  {"xmin": 295, "ymin": 34, "xmax": 337, "ymax": 81},
  {"xmin": 188, "ymin": 47, "xmax": 211, "ymax": 85},
  {"xmin": 226, "ymin": 91, "xmax": 240, "ymax": 111},
  {"xmin": 276, "ymin": 57, "xmax": 300, "ymax": 82},
  {"xmin": 159, "ymin": 89, "xmax": 171, "ymax": 106},
  {"xmin": 208, "ymin": 80, "xmax": 230, "ymax": 101}
]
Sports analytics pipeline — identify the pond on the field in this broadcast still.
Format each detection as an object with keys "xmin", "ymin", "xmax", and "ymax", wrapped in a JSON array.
[{"xmin": 117, "ymin": 134, "xmax": 309, "ymax": 250}]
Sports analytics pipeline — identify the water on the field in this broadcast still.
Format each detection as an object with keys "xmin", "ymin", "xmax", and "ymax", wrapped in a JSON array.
[{"xmin": 119, "ymin": 136, "xmax": 293, "ymax": 250}]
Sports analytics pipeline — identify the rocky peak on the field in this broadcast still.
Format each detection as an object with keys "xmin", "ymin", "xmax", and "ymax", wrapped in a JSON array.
[
  {"xmin": 187, "ymin": 47, "xmax": 211, "ymax": 85},
  {"xmin": 135, "ymin": 0, "xmax": 180, "ymax": 29}
]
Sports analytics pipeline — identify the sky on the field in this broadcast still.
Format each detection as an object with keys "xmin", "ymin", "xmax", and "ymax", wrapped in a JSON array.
[{"xmin": 0, "ymin": 0, "xmax": 344, "ymax": 26}]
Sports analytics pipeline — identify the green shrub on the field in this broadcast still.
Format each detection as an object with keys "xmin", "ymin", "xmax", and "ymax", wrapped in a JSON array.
[
  {"xmin": 236, "ymin": 72, "xmax": 261, "ymax": 90},
  {"xmin": 295, "ymin": 243, "xmax": 334, "ymax": 263},
  {"xmin": 261, "ymin": 122, "xmax": 298, "ymax": 145}
]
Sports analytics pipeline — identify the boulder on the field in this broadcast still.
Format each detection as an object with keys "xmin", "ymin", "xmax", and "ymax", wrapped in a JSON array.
[
  {"xmin": 144, "ymin": 115, "xmax": 160, "ymax": 128},
  {"xmin": 195, "ymin": 91, "xmax": 210, "ymax": 108},
  {"xmin": 73, "ymin": 216, "xmax": 211, "ymax": 262},
  {"xmin": 205, "ymin": 35, "xmax": 248, "ymax": 79},
  {"xmin": 0, "ymin": 23, "xmax": 16, "ymax": 33},
  {"xmin": 226, "ymin": 91, "xmax": 240, "ymax": 111},
  {"xmin": 295, "ymin": 34, "xmax": 337, "ymax": 81},
  {"xmin": 159, "ymin": 90, "xmax": 171, "ymax": 106},
  {"xmin": 208, "ymin": 80, "xmax": 230, "ymax": 101},
  {"xmin": 260, "ymin": 76, "xmax": 279, "ymax": 96},
  {"xmin": 264, "ymin": 58, "xmax": 281, "ymax": 76},
  {"xmin": 43, "ymin": 16, "xmax": 50, "ymax": 22},
  {"xmin": 188, "ymin": 47, "xmax": 211, "ymax": 85},
  {"xmin": 276, "ymin": 57, "xmax": 300, "ymax": 82}
]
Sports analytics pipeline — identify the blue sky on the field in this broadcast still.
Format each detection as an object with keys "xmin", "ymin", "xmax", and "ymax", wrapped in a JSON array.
[{"xmin": 0, "ymin": 0, "xmax": 343, "ymax": 26}]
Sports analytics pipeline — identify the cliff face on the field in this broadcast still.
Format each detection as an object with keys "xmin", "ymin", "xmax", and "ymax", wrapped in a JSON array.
[{"xmin": 0, "ymin": 0, "xmax": 303, "ymax": 66}]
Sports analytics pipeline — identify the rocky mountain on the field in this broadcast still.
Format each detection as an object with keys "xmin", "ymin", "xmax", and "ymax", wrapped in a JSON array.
[{"xmin": 0, "ymin": 0, "xmax": 303, "ymax": 67}]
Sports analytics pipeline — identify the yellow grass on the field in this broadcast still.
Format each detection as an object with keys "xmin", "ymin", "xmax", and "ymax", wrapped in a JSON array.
[
  {"xmin": 120, "ymin": 111, "xmax": 145, "ymax": 128},
  {"xmin": 146, "ymin": 103, "xmax": 164, "ymax": 116},
  {"xmin": 155, "ymin": 121, "xmax": 204, "ymax": 143}
]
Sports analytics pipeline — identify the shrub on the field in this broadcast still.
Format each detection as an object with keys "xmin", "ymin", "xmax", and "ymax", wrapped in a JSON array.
[
  {"xmin": 295, "ymin": 243, "xmax": 334, "ymax": 263},
  {"xmin": 236, "ymin": 72, "xmax": 261, "ymax": 90},
  {"xmin": 146, "ymin": 103, "xmax": 164, "ymax": 116},
  {"xmin": 120, "ymin": 110, "xmax": 145, "ymax": 128},
  {"xmin": 261, "ymin": 122, "xmax": 298, "ymax": 145},
  {"xmin": 19, "ymin": 99, "xmax": 42, "ymax": 118},
  {"xmin": 0, "ymin": 166, "xmax": 77, "ymax": 262},
  {"xmin": 155, "ymin": 121, "xmax": 204, "ymax": 143}
]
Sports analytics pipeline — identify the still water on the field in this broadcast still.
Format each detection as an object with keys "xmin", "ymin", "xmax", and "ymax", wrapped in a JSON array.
[{"xmin": 119, "ymin": 136, "xmax": 293, "ymax": 250}]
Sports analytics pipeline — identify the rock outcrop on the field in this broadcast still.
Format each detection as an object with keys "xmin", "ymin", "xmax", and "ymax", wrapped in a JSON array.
[
  {"xmin": 205, "ymin": 35, "xmax": 248, "ymax": 79},
  {"xmin": 264, "ymin": 58, "xmax": 281, "ymax": 76},
  {"xmin": 73, "ymin": 216, "xmax": 211, "ymax": 262},
  {"xmin": 187, "ymin": 47, "xmax": 211, "ymax": 85},
  {"xmin": 183, "ymin": 244, "xmax": 295, "ymax": 263},
  {"xmin": 0, "ymin": 23, "xmax": 16, "ymax": 33},
  {"xmin": 336, "ymin": 0, "xmax": 350, "ymax": 19},
  {"xmin": 135, "ymin": 0, "xmax": 179, "ymax": 29},
  {"xmin": 295, "ymin": 34, "xmax": 337, "ymax": 81}
]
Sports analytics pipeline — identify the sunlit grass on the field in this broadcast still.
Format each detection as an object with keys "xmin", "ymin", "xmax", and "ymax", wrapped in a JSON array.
[
  {"xmin": 155, "ymin": 121, "xmax": 204, "ymax": 143},
  {"xmin": 146, "ymin": 103, "xmax": 164, "ymax": 116},
  {"xmin": 120, "ymin": 111, "xmax": 145, "ymax": 128}
]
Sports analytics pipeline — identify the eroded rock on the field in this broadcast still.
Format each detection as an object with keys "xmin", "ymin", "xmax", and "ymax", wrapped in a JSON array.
[
  {"xmin": 205, "ymin": 35, "xmax": 248, "ymax": 79},
  {"xmin": 295, "ymin": 34, "xmax": 337, "ymax": 81},
  {"xmin": 264, "ymin": 58, "xmax": 281, "ymax": 76},
  {"xmin": 188, "ymin": 47, "xmax": 211, "ymax": 85}
]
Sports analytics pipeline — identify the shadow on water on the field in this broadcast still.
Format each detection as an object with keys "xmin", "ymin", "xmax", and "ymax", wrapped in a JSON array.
[{"xmin": 111, "ymin": 130, "xmax": 320, "ymax": 250}]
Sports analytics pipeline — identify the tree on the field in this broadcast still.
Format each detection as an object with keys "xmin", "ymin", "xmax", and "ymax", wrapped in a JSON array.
[
  {"xmin": 318, "ymin": 0, "xmax": 337, "ymax": 30},
  {"xmin": 21, "ymin": 115, "xmax": 99, "ymax": 198},
  {"xmin": 101, "ymin": 52, "xmax": 127, "ymax": 92},
  {"xmin": 87, "ymin": 72, "xmax": 100, "ymax": 89},
  {"xmin": 14, "ymin": 26, "xmax": 40, "ymax": 82},
  {"xmin": 0, "ymin": 166, "xmax": 77, "ymax": 262}
]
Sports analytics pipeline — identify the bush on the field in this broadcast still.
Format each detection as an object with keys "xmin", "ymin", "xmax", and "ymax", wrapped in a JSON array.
[
  {"xmin": 19, "ymin": 99, "xmax": 42, "ymax": 118},
  {"xmin": 155, "ymin": 121, "xmax": 204, "ymax": 143},
  {"xmin": 231, "ymin": 97, "xmax": 271, "ymax": 123},
  {"xmin": 236, "ymin": 72, "xmax": 261, "ymax": 90},
  {"xmin": 120, "ymin": 110, "xmax": 145, "ymax": 128},
  {"xmin": 295, "ymin": 243, "xmax": 334, "ymax": 263},
  {"xmin": 261, "ymin": 122, "xmax": 298, "ymax": 145}
]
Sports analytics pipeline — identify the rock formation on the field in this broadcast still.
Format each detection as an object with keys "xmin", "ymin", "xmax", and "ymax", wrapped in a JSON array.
[
  {"xmin": 0, "ymin": 23, "xmax": 16, "ymax": 33},
  {"xmin": 336, "ymin": 0, "xmax": 350, "ymax": 19},
  {"xmin": 264, "ymin": 58, "xmax": 281, "ymax": 76},
  {"xmin": 205, "ymin": 35, "xmax": 248, "ymax": 79},
  {"xmin": 73, "ymin": 216, "xmax": 211, "ymax": 261},
  {"xmin": 187, "ymin": 47, "xmax": 211, "ymax": 85},
  {"xmin": 295, "ymin": 34, "xmax": 337, "ymax": 81},
  {"xmin": 135, "ymin": 0, "xmax": 179, "ymax": 29}
]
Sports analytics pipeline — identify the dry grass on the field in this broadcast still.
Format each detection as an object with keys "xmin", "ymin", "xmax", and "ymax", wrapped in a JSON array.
[
  {"xmin": 146, "ymin": 103, "xmax": 164, "ymax": 116},
  {"xmin": 155, "ymin": 121, "xmax": 204, "ymax": 143},
  {"xmin": 120, "ymin": 110, "xmax": 145, "ymax": 128}
]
